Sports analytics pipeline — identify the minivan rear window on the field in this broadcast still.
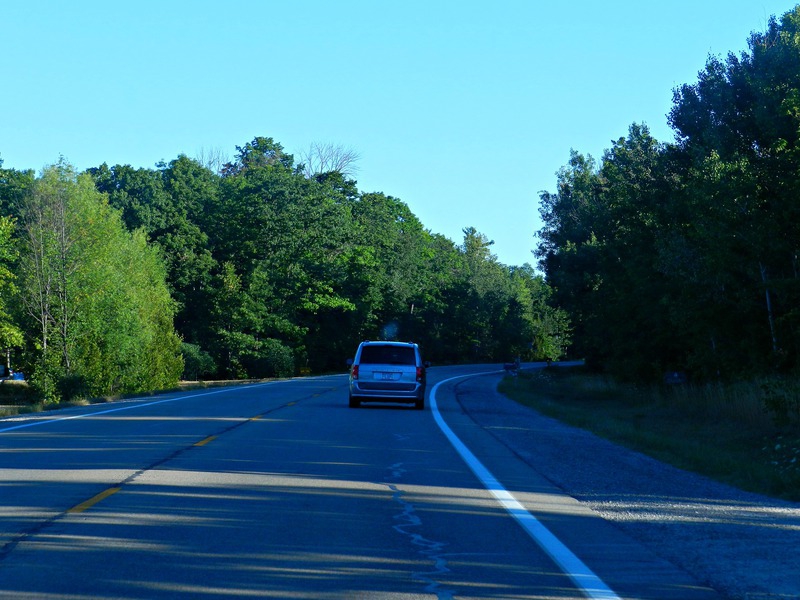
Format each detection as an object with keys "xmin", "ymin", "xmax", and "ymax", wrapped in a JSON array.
[{"xmin": 359, "ymin": 345, "xmax": 415, "ymax": 365}]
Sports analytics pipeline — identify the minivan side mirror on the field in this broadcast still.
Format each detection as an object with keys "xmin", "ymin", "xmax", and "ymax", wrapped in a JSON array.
[{"xmin": 346, "ymin": 358, "xmax": 353, "ymax": 367}]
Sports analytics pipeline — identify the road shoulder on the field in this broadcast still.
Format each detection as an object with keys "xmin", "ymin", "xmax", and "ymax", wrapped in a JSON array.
[{"xmin": 441, "ymin": 370, "xmax": 800, "ymax": 600}]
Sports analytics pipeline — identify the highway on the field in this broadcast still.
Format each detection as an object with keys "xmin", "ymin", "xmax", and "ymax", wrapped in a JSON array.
[{"xmin": 0, "ymin": 365, "xmax": 722, "ymax": 599}]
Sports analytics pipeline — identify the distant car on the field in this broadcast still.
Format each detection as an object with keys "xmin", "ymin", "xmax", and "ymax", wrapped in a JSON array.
[
  {"xmin": 0, "ymin": 369, "xmax": 24, "ymax": 382},
  {"xmin": 348, "ymin": 341, "xmax": 428, "ymax": 410}
]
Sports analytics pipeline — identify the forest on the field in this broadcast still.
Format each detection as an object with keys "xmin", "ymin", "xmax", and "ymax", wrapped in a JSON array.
[
  {"xmin": 6, "ymin": 7, "xmax": 800, "ymax": 404},
  {"xmin": 537, "ymin": 6, "xmax": 800, "ymax": 383},
  {"xmin": 0, "ymin": 139, "xmax": 568, "ymax": 403}
]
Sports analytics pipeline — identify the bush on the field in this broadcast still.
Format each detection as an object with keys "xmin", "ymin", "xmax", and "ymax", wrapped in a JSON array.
[
  {"xmin": 57, "ymin": 373, "xmax": 91, "ymax": 403},
  {"xmin": 761, "ymin": 378, "xmax": 800, "ymax": 426},
  {"xmin": 181, "ymin": 343, "xmax": 216, "ymax": 381},
  {"xmin": 242, "ymin": 338, "xmax": 295, "ymax": 378},
  {"xmin": 0, "ymin": 380, "xmax": 37, "ymax": 405},
  {"xmin": 29, "ymin": 354, "xmax": 61, "ymax": 404}
]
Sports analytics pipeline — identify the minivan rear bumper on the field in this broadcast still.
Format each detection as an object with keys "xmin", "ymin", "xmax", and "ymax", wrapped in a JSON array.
[{"xmin": 349, "ymin": 382, "xmax": 425, "ymax": 402}]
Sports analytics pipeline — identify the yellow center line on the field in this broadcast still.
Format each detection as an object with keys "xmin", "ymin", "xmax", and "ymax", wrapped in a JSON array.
[
  {"xmin": 194, "ymin": 435, "xmax": 217, "ymax": 447},
  {"xmin": 68, "ymin": 487, "xmax": 121, "ymax": 514}
]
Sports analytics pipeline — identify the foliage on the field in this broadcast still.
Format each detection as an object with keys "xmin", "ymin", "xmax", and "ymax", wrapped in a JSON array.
[
  {"xmin": 0, "ymin": 215, "xmax": 23, "ymax": 356},
  {"xmin": 15, "ymin": 162, "xmax": 183, "ymax": 402},
  {"xmin": 87, "ymin": 135, "xmax": 569, "ymax": 378},
  {"xmin": 2, "ymin": 138, "xmax": 570, "ymax": 400},
  {"xmin": 241, "ymin": 338, "xmax": 295, "ymax": 379},
  {"xmin": 181, "ymin": 342, "xmax": 216, "ymax": 381},
  {"xmin": 89, "ymin": 158, "xmax": 218, "ymax": 349},
  {"xmin": 537, "ymin": 6, "xmax": 800, "ymax": 382}
]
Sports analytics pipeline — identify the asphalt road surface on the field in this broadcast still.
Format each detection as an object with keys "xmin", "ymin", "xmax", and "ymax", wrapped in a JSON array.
[{"xmin": 0, "ymin": 365, "xmax": 724, "ymax": 599}]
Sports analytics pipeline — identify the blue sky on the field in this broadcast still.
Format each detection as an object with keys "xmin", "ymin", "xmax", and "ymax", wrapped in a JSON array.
[{"xmin": 1, "ymin": 1, "xmax": 794, "ymax": 267}]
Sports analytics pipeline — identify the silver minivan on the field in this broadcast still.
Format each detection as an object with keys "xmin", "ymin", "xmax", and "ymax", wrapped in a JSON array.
[{"xmin": 348, "ymin": 341, "xmax": 428, "ymax": 409}]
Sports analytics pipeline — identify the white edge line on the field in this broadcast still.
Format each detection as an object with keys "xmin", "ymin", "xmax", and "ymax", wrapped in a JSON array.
[
  {"xmin": 430, "ymin": 372, "xmax": 622, "ymax": 600},
  {"xmin": 0, "ymin": 381, "xmax": 283, "ymax": 434}
]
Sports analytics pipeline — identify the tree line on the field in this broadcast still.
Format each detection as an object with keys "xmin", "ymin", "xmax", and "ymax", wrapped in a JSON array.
[
  {"xmin": 537, "ymin": 6, "xmax": 800, "ymax": 382},
  {"xmin": 0, "ymin": 138, "xmax": 569, "ymax": 402}
]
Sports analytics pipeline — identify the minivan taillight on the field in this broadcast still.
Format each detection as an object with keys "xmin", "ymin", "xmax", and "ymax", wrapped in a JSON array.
[
  {"xmin": 351, "ymin": 364, "xmax": 359, "ymax": 380},
  {"xmin": 416, "ymin": 366, "xmax": 424, "ymax": 382}
]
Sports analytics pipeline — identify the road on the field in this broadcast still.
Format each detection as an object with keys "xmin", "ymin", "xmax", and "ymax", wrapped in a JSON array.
[{"xmin": 0, "ymin": 365, "xmax": 723, "ymax": 599}]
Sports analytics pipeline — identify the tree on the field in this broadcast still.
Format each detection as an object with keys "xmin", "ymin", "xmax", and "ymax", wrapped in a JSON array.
[
  {"xmin": 88, "ymin": 158, "xmax": 219, "ymax": 350},
  {"xmin": 7, "ymin": 132, "xmax": 576, "ymax": 385},
  {"xmin": 298, "ymin": 142, "xmax": 361, "ymax": 179},
  {"xmin": 347, "ymin": 192, "xmax": 432, "ymax": 339},
  {"xmin": 455, "ymin": 227, "xmax": 510, "ymax": 360},
  {"xmin": 537, "ymin": 150, "xmax": 607, "ymax": 367},
  {"xmin": 195, "ymin": 146, "xmax": 230, "ymax": 175},
  {"xmin": 505, "ymin": 265, "xmax": 571, "ymax": 362},
  {"xmin": 159, "ymin": 156, "xmax": 219, "ymax": 345},
  {"xmin": 667, "ymin": 6, "xmax": 800, "ymax": 375},
  {"xmin": 18, "ymin": 161, "xmax": 76, "ymax": 399},
  {"xmin": 535, "ymin": 6, "xmax": 800, "ymax": 380},
  {"xmin": 537, "ymin": 125, "xmax": 680, "ymax": 379},
  {"xmin": 0, "ymin": 216, "xmax": 23, "ymax": 366},
  {"xmin": 0, "ymin": 163, "xmax": 35, "ymax": 218},
  {"xmin": 18, "ymin": 162, "xmax": 182, "ymax": 401},
  {"xmin": 221, "ymin": 136, "xmax": 296, "ymax": 177},
  {"xmin": 590, "ymin": 125, "xmax": 679, "ymax": 379}
]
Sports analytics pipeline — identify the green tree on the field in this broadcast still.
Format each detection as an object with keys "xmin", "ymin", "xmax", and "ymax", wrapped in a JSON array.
[
  {"xmin": 537, "ymin": 125, "xmax": 678, "ymax": 379},
  {"xmin": 535, "ymin": 6, "xmax": 800, "ymax": 381},
  {"xmin": 348, "ymin": 192, "xmax": 433, "ymax": 342},
  {"xmin": 209, "ymin": 138, "xmax": 363, "ymax": 373},
  {"xmin": 159, "ymin": 156, "xmax": 219, "ymax": 345},
  {"xmin": 537, "ymin": 150, "xmax": 607, "ymax": 367},
  {"xmin": 667, "ymin": 6, "xmax": 800, "ymax": 375},
  {"xmin": 0, "ymin": 216, "xmax": 23, "ymax": 365},
  {"xmin": 18, "ymin": 162, "xmax": 182, "ymax": 401},
  {"xmin": 180, "ymin": 342, "xmax": 216, "ymax": 381},
  {"xmin": 0, "ymin": 163, "xmax": 35, "ymax": 218},
  {"xmin": 505, "ymin": 265, "xmax": 571, "ymax": 362},
  {"xmin": 456, "ymin": 227, "xmax": 510, "ymax": 360},
  {"xmin": 88, "ymin": 158, "xmax": 219, "ymax": 349},
  {"xmin": 591, "ymin": 125, "xmax": 679, "ymax": 379}
]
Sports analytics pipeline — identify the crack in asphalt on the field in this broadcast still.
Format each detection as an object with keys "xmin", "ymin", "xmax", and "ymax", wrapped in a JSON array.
[{"xmin": 386, "ymin": 462, "xmax": 456, "ymax": 600}]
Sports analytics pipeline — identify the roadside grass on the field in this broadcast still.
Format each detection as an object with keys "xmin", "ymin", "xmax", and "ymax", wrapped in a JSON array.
[
  {"xmin": 0, "ymin": 378, "xmax": 273, "ymax": 418},
  {"xmin": 498, "ymin": 366, "xmax": 800, "ymax": 501},
  {"xmin": 0, "ymin": 381, "xmax": 40, "ymax": 417}
]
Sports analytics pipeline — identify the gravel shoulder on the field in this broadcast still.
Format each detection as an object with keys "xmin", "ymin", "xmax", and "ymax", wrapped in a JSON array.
[{"xmin": 454, "ymin": 372, "xmax": 800, "ymax": 600}]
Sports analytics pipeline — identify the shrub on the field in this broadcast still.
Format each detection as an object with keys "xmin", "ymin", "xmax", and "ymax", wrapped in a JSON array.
[
  {"xmin": 181, "ymin": 343, "xmax": 216, "ymax": 381},
  {"xmin": 242, "ymin": 338, "xmax": 295, "ymax": 378}
]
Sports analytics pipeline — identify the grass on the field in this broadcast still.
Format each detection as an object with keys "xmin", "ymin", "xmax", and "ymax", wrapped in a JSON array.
[
  {"xmin": 0, "ymin": 377, "xmax": 272, "ymax": 418},
  {"xmin": 0, "ymin": 381, "xmax": 40, "ymax": 417},
  {"xmin": 499, "ymin": 365, "xmax": 800, "ymax": 501}
]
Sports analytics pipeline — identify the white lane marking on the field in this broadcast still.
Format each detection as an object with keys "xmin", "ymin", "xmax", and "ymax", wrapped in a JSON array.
[
  {"xmin": 430, "ymin": 372, "xmax": 621, "ymax": 600},
  {"xmin": 0, "ymin": 381, "xmax": 284, "ymax": 434}
]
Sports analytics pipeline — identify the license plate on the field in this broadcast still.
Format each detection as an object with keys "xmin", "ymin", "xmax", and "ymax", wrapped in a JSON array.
[{"xmin": 377, "ymin": 372, "xmax": 399, "ymax": 381}]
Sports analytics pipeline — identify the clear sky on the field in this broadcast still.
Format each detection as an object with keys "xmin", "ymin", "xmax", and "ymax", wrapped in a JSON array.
[{"xmin": 1, "ymin": 1, "xmax": 795, "ymax": 267}]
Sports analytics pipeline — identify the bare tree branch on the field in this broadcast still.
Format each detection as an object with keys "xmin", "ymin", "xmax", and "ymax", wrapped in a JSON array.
[
  {"xmin": 298, "ymin": 142, "xmax": 361, "ymax": 179},
  {"xmin": 195, "ymin": 146, "xmax": 231, "ymax": 174}
]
